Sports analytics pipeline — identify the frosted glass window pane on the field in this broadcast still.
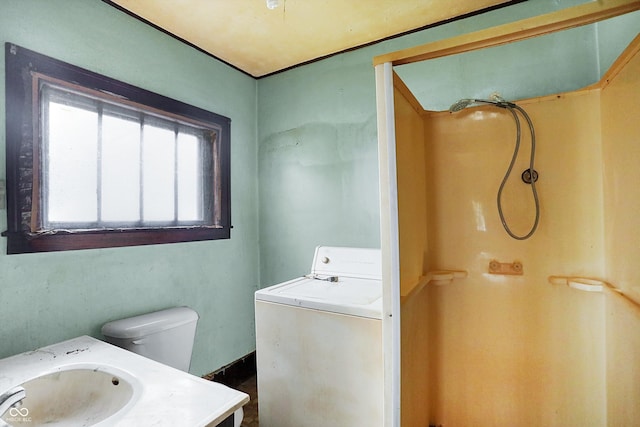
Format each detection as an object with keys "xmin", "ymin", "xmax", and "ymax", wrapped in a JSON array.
[
  {"xmin": 47, "ymin": 102, "xmax": 98, "ymax": 223},
  {"xmin": 177, "ymin": 133, "xmax": 201, "ymax": 221},
  {"xmin": 142, "ymin": 124, "xmax": 175, "ymax": 221},
  {"xmin": 101, "ymin": 115, "xmax": 141, "ymax": 222}
]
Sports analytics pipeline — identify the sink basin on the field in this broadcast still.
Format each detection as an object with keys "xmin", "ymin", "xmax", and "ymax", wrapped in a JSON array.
[
  {"xmin": 1, "ymin": 367, "xmax": 138, "ymax": 426},
  {"xmin": 0, "ymin": 336, "xmax": 248, "ymax": 426}
]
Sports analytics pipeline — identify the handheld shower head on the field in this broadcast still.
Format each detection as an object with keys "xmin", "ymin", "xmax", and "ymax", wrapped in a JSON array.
[
  {"xmin": 447, "ymin": 94, "xmax": 540, "ymax": 239},
  {"xmin": 449, "ymin": 99, "xmax": 475, "ymax": 113},
  {"xmin": 449, "ymin": 97, "xmax": 516, "ymax": 113}
]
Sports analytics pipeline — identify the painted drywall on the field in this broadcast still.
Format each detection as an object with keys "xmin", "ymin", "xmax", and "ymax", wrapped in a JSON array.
[
  {"xmin": 0, "ymin": 0, "xmax": 259, "ymax": 376},
  {"xmin": 395, "ymin": 9, "xmax": 640, "ymax": 112},
  {"xmin": 257, "ymin": 53, "xmax": 381, "ymax": 286},
  {"xmin": 597, "ymin": 11, "xmax": 640, "ymax": 74},
  {"xmin": 396, "ymin": 24, "xmax": 600, "ymax": 111},
  {"xmin": 256, "ymin": 0, "xmax": 595, "ymax": 287}
]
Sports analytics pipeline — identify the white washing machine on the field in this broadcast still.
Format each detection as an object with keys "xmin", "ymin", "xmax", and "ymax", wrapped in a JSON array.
[{"xmin": 255, "ymin": 246, "xmax": 383, "ymax": 427}]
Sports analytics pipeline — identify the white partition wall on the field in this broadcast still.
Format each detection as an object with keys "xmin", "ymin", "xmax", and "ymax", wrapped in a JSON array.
[{"xmin": 375, "ymin": 62, "xmax": 401, "ymax": 427}]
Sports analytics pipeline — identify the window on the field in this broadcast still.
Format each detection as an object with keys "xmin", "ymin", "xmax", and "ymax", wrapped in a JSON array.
[{"xmin": 4, "ymin": 43, "xmax": 231, "ymax": 254}]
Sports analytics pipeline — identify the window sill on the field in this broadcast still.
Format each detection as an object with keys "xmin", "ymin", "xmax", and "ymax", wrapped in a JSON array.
[{"xmin": 3, "ymin": 227, "xmax": 231, "ymax": 254}]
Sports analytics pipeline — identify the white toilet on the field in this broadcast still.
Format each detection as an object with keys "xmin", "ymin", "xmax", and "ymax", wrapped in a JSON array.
[{"xmin": 101, "ymin": 306, "xmax": 244, "ymax": 427}]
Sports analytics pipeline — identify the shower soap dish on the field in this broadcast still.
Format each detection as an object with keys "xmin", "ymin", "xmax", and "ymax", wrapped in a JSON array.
[
  {"xmin": 549, "ymin": 276, "xmax": 640, "ymax": 312},
  {"xmin": 548, "ymin": 276, "xmax": 604, "ymax": 292},
  {"xmin": 568, "ymin": 278, "xmax": 604, "ymax": 292}
]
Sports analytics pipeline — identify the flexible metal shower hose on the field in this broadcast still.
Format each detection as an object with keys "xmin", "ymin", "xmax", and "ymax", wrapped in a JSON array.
[{"xmin": 497, "ymin": 104, "xmax": 540, "ymax": 240}]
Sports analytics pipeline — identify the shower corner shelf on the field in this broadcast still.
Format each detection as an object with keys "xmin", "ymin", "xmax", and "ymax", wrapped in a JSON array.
[
  {"xmin": 548, "ymin": 275, "xmax": 606, "ymax": 293},
  {"xmin": 402, "ymin": 269, "xmax": 468, "ymax": 304},
  {"xmin": 423, "ymin": 269, "xmax": 467, "ymax": 286},
  {"xmin": 549, "ymin": 275, "xmax": 640, "ymax": 312}
]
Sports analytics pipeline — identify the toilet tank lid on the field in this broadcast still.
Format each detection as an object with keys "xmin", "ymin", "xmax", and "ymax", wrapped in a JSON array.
[{"xmin": 101, "ymin": 306, "xmax": 199, "ymax": 339}]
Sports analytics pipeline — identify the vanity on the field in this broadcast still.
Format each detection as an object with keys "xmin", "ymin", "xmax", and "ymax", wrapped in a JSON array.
[{"xmin": 0, "ymin": 336, "xmax": 248, "ymax": 426}]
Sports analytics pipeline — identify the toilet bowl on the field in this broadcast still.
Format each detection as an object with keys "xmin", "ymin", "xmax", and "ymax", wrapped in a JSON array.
[{"xmin": 101, "ymin": 306, "xmax": 244, "ymax": 427}]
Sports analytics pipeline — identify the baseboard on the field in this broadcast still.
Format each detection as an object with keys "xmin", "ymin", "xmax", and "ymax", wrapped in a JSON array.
[{"xmin": 203, "ymin": 351, "xmax": 256, "ymax": 387}]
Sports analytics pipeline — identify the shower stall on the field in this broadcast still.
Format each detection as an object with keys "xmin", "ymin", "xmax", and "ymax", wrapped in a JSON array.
[{"xmin": 374, "ymin": 2, "xmax": 640, "ymax": 427}]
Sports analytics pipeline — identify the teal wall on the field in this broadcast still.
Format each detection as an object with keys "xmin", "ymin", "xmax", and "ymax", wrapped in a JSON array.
[
  {"xmin": 0, "ymin": 0, "xmax": 259, "ymax": 376},
  {"xmin": 257, "ymin": 51, "xmax": 381, "ymax": 286},
  {"xmin": 396, "ymin": 9, "xmax": 640, "ymax": 111},
  {"xmin": 2, "ymin": 0, "xmax": 637, "ymax": 377},
  {"xmin": 256, "ymin": 0, "xmax": 597, "ymax": 286},
  {"xmin": 396, "ymin": 25, "xmax": 600, "ymax": 111},
  {"xmin": 597, "ymin": 10, "xmax": 640, "ymax": 74}
]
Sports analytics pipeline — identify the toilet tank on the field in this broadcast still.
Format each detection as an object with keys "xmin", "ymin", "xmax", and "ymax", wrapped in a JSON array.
[{"xmin": 101, "ymin": 306, "xmax": 199, "ymax": 372}]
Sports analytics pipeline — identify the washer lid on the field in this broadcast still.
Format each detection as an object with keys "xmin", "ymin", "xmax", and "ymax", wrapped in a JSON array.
[
  {"xmin": 282, "ymin": 277, "xmax": 381, "ymax": 305},
  {"xmin": 255, "ymin": 277, "xmax": 382, "ymax": 319},
  {"xmin": 311, "ymin": 246, "xmax": 381, "ymax": 279}
]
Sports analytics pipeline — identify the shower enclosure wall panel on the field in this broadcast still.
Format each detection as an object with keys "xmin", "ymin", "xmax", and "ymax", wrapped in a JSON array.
[
  {"xmin": 394, "ymin": 80, "xmax": 430, "ymax": 297},
  {"xmin": 393, "ymin": 88, "xmax": 608, "ymax": 425},
  {"xmin": 379, "ymin": 7, "xmax": 640, "ymax": 425},
  {"xmin": 393, "ymin": 79, "xmax": 431, "ymax": 427},
  {"xmin": 423, "ymin": 93, "xmax": 606, "ymax": 426},
  {"xmin": 600, "ymin": 37, "xmax": 640, "ymax": 425},
  {"xmin": 424, "ymin": 92, "xmax": 606, "ymax": 278}
]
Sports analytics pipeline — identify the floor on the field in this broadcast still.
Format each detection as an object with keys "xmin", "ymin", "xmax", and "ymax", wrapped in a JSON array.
[
  {"xmin": 202, "ymin": 352, "xmax": 258, "ymax": 427},
  {"xmin": 236, "ymin": 375, "xmax": 259, "ymax": 427},
  {"xmin": 204, "ymin": 373, "xmax": 258, "ymax": 426}
]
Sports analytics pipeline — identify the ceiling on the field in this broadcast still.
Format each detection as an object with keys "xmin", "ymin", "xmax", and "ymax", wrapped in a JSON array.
[{"xmin": 106, "ymin": 0, "xmax": 513, "ymax": 78}]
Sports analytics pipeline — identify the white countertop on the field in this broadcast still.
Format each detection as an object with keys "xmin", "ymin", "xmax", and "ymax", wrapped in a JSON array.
[{"xmin": 0, "ymin": 336, "xmax": 248, "ymax": 426}]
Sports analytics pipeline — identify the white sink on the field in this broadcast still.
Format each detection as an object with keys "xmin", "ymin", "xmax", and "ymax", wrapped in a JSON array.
[
  {"xmin": 2, "ymin": 367, "xmax": 138, "ymax": 426},
  {"xmin": 0, "ymin": 336, "xmax": 249, "ymax": 426}
]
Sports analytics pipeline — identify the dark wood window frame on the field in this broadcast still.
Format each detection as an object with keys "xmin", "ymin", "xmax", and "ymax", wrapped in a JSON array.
[{"xmin": 3, "ymin": 43, "xmax": 231, "ymax": 254}]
